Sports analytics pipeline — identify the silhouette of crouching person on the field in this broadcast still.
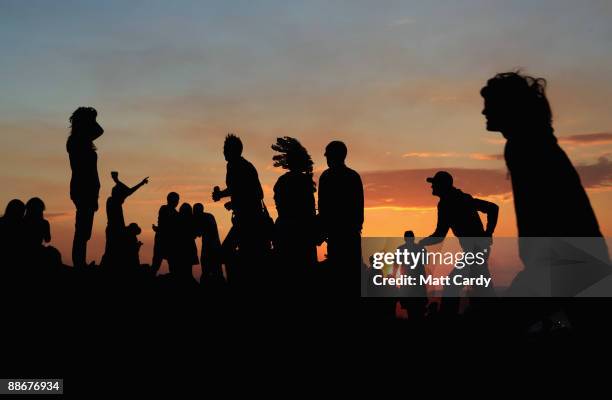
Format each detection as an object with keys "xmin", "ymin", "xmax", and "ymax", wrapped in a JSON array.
[{"xmin": 101, "ymin": 172, "xmax": 148, "ymax": 272}]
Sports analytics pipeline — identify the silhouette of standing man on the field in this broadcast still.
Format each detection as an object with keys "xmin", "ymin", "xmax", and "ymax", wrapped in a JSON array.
[
  {"xmin": 318, "ymin": 141, "xmax": 364, "ymax": 292},
  {"xmin": 212, "ymin": 134, "xmax": 268, "ymax": 288},
  {"xmin": 67, "ymin": 107, "xmax": 103, "ymax": 268},
  {"xmin": 418, "ymin": 171, "xmax": 498, "ymax": 315},
  {"xmin": 193, "ymin": 203, "xmax": 223, "ymax": 282},
  {"xmin": 152, "ymin": 192, "xmax": 180, "ymax": 273}
]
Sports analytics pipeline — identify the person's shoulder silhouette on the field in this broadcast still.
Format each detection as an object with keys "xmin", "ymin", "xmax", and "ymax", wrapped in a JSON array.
[{"xmin": 319, "ymin": 141, "xmax": 364, "ymax": 232}]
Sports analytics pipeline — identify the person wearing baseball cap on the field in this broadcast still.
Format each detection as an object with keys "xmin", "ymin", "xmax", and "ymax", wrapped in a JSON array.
[{"xmin": 419, "ymin": 170, "xmax": 499, "ymax": 315}]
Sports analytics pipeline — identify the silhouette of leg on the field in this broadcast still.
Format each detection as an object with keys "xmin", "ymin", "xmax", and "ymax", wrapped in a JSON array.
[
  {"xmin": 152, "ymin": 233, "xmax": 163, "ymax": 271},
  {"xmin": 72, "ymin": 206, "xmax": 95, "ymax": 268}
]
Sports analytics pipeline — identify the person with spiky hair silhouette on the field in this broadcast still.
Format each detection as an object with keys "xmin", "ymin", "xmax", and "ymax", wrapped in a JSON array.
[
  {"xmin": 271, "ymin": 137, "xmax": 317, "ymax": 285},
  {"xmin": 212, "ymin": 134, "xmax": 269, "ymax": 289},
  {"xmin": 67, "ymin": 107, "xmax": 103, "ymax": 268}
]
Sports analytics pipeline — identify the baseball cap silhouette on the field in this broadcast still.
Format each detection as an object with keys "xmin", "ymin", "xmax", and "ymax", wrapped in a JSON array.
[{"xmin": 426, "ymin": 171, "xmax": 453, "ymax": 186}]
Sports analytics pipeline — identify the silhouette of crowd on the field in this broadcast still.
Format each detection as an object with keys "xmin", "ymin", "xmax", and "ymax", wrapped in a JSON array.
[{"xmin": 1, "ymin": 71, "xmax": 610, "ymax": 335}]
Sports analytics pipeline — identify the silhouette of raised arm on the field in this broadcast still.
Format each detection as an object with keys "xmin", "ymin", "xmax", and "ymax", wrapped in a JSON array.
[{"xmin": 126, "ymin": 177, "xmax": 149, "ymax": 197}]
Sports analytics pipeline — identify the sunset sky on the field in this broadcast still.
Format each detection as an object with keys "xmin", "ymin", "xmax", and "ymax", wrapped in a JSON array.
[{"xmin": 1, "ymin": 0, "xmax": 611, "ymax": 269}]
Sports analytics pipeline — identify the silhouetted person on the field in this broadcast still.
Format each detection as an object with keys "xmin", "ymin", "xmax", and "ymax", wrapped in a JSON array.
[
  {"xmin": 481, "ymin": 71, "xmax": 610, "ymax": 296},
  {"xmin": 152, "ymin": 192, "xmax": 180, "ymax": 273},
  {"xmin": 271, "ymin": 137, "xmax": 317, "ymax": 286},
  {"xmin": 418, "ymin": 171, "xmax": 498, "ymax": 315},
  {"xmin": 101, "ymin": 171, "xmax": 148, "ymax": 270},
  {"xmin": 0, "ymin": 199, "xmax": 25, "ymax": 275},
  {"xmin": 20, "ymin": 198, "xmax": 63, "ymax": 283},
  {"xmin": 193, "ymin": 203, "xmax": 223, "ymax": 285},
  {"xmin": 23, "ymin": 197, "xmax": 51, "ymax": 268},
  {"xmin": 169, "ymin": 203, "xmax": 199, "ymax": 282},
  {"xmin": 212, "ymin": 134, "xmax": 269, "ymax": 288},
  {"xmin": 23, "ymin": 197, "xmax": 51, "ymax": 250},
  {"xmin": 67, "ymin": 107, "xmax": 103, "ymax": 268},
  {"xmin": 396, "ymin": 231, "xmax": 428, "ymax": 321},
  {"xmin": 318, "ymin": 141, "xmax": 364, "ymax": 292}
]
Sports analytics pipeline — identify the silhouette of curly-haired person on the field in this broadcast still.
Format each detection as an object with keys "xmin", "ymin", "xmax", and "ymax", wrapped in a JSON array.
[
  {"xmin": 418, "ymin": 171, "xmax": 498, "ymax": 315},
  {"xmin": 168, "ymin": 203, "xmax": 199, "ymax": 283},
  {"xmin": 193, "ymin": 203, "xmax": 223, "ymax": 286},
  {"xmin": 0, "ymin": 199, "xmax": 26, "ymax": 277},
  {"xmin": 152, "ymin": 192, "xmax": 180, "ymax": 274},
  {"xmin": 396, "ymin": 231, "xmax": 428, "ymax": 321},
  {"xmin": 67, "ymin": 107, "xmax": 104, "ymax": 268},
  {"xmin": 318, "ymin": 141, "xmax": 364, "ymax": 292},
  {"xmin": 212, "ymin": 134, "xmax": 270, "ymax": 288},
  {"xmin": 101, "ymin": 171, "xmax": 148, "ymax": 270},
  {"xmin": 271, "ymin": 137, "xmax": 318, "ymax": 286},
  {"xmin": 481, "ymin": 71, "xmax": 610, "ymax": 296}
]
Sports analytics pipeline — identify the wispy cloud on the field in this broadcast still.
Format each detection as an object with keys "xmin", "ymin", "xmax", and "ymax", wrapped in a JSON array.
[
  {"xmin": 362, "ymin": 156, "xmax": 612, "ymax": 208},
  {"xmin": 559, "ymin": 132, "xmax": 612, "ymax": 146},
  {"xmin": 389, "ymin": 17, "xmax": 415, "ymax": 27},
  {"xmin": 402, "ymin": 151, "xmax": 503, "ymax": 161}
]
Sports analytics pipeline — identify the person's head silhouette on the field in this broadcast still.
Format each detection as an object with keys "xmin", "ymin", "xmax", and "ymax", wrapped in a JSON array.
[
  {"xmin": 480, "ymin": 71, "xmax": 552, "ymax": 138},
  {"xmin": 272, "ymin": 137, "xmax": 314, "ymax": 175},
  {"xmin": 426, "ymin": 171, "xmax": 453, "ymax": 197},
  {"xmin": 224, "ymin": 134, "xmax": 243, "ymax": 162},
  {"xmin": 324, "ymin": 141, "xmax": 347, "ymax": 168},
  {"xmin": 127, "ymin": 222, "xmax": 142, "ymax": 236},
  {"xmin": 69, "ymin": 107, "xmax": 103, "ymax": 141},
  {"xmin": 25, "ymin": 197, "xmax": 45, "ymax": 219},
  {"xmin": 179, "ymin": 203, "xmax": 193, "ymax": 218},
  {"xmin": 167, "ymin": 192, "xmax": 180, "ymax": 209},
  {"xmin": 404, "ymin": 230, "xmax": 415, "ymax": 245},
  {"xmin": 2, "ymin": 199, "xmax": 25, "ymax": 221},
  {"xmin": 193, "ymin": 203, "xmax": 204, "ymax": 216}
]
